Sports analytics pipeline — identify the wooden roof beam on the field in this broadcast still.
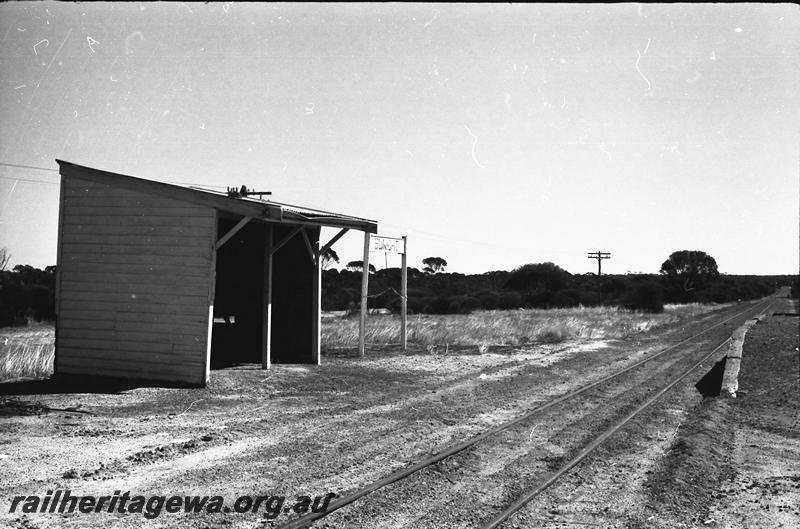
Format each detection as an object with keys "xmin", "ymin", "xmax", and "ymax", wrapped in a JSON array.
[
  {"xmin": 270, "ymin": 226, "xmax": 304, "ymax": 256},
  {"xmin": 319, "ymin": 228, "xmax": 349, "ymax": 257},
  {"xmin": 215, "ymin": 216, "xmax": 253, "ymax": 250},
  {"xmin": 300, "ymin": 228, "xmax": 316, "ymax": 264}
]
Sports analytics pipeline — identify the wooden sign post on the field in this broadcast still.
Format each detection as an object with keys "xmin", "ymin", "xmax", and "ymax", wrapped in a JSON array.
[
  {"xmin": 359, "ymin": 234, "xmax": 408, "ymax": 357},
  {"xmin": 401, "ymin": 236, "xmax": 407, "ymax": 353},
  {"xmin": 359, "ymin": 233, "xmax": 370, "ymax": 358}
]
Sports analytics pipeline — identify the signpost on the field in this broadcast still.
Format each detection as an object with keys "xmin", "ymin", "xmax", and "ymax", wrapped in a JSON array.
[{"xmin": 359, "ymin": 235, "xmax": 408, "ymax": 357}]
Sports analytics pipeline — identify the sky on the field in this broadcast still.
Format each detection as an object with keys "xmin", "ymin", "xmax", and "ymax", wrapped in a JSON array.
[{"xmin": 0, "ymin": 2, "xmax": 798, "ymax": 276}]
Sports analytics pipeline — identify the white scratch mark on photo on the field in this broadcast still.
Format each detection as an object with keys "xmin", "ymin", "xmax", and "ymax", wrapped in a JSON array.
[
  {"xmin": 25, "ymin": 28, "xmax": 72, "ymax": 102},
  {"xmin": 599, "ymin": 143, "xmax": 612, "ymax": 161},
  {"xmin": 635, "ymin": 38, "xmax": 652, "ymax": 91},
  {"xmin": 33, "ymin": 39, "xmax": 49, "ymax": 55},
  {"xmin": 1, "ymin": 179, "xmax": 20, "ymax": 214},
  {"xmin": 660, "ymin": 143, "xmax": 683, "ymax": 159},
  {"xmin": 125, "ymin": 31, "xmax": 144, "ymax": 55},
  {"xmin": 14, "ymin": 84, "xmax": 26, "ymax": 90},
  {"xmin": 424, "ymin": 9, "xmax": 440, "ymax": 28},
  {"xmin": 464, "ymin": 124, "xmax": 486, "ymax": 169},
  {"xmin": 87, "ymin": 36, "xmax": 99, "ymax": 54}
]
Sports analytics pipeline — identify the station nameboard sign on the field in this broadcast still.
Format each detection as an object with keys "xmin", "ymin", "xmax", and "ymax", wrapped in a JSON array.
[{"xmin": 370, "ymin": 235, "xmax": 405, "ymax": 254}]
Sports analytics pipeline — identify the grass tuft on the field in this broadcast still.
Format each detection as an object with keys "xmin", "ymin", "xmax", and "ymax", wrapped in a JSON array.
[
  {"xmin": 322, "ymin": 303, "xmax": 725, "ymax": 349},
  {"xmin": 0, "ymin": 325, "xmax": 55, "ymax": 380}
]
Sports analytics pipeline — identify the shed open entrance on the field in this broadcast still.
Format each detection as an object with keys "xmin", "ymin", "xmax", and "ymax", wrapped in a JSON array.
[{"xmin": 211, "ymin": 216, "xmax": 319, "ymax": 368}]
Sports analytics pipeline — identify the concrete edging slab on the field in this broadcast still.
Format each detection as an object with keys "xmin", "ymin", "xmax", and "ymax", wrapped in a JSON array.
[{"xmin": 720, "ymin": 318, "xmax": 761, "ymax": 398}]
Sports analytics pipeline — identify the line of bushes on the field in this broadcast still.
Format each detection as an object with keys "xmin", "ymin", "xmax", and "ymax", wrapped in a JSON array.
[
  {"xmin": 321, "ymin": 265, "xmax": 794, "ymax": 315},
  {"xmin": 0, "ymin": 263, "xmax": 794, "ymax": 328},
  {"xmin": 0, "ymin": 265, "xmax": 56, "ymax": 326}
]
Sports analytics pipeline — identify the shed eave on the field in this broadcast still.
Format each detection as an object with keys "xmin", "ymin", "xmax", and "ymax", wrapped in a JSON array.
[{"xmin": 56, "ymin": 159, "xmax": 377, "ymax": 232}]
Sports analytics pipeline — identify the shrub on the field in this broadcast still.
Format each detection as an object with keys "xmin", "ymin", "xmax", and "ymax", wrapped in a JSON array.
[
  {"xmin": 578, "ymin": 290, "xmax": 602, "ymax": 306},
  {"xmin": 623, "ymin": 282, "xmax": 664, "ymax": 313},
  {"xmin": 694, "ymin": 286, "xmax": 731, "ymax": 304},
  {"xmin": 425, "ymin": 296, "xmax": 452, "ymax": 314},
  {"xmin": 475, "ymin": 290, "xmax": 500, "ymax": 310},
  {"xmin": 504, "ymin": 262, "xmax": 572, "ymax": 292},
  {"xmin": 497, "ymin": 291, "xmax": 523, "ymax": 310},
  {"xmin": 551, "ymin": 289, "xmax": 581, "ymax": 308},
  {"xmin": 447, "ymin": 296, "xmax": 481, "ymax": 314},
  {"xmin": 0, "ymin": 266, "xmax": 56, "ymax": 326}
]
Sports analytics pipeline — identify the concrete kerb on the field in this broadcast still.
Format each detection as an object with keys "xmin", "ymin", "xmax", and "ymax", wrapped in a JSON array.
[{"xmin": 720, "ymin": 318, "xmax": 761, "ymax": 398}]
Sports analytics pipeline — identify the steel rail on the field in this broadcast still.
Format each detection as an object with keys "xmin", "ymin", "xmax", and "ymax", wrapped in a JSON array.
[
  {"xmin": 481, "ymin": 299, "xmax": 776, "ymax": 529},
  {"xmin": 277, "ymin": 297, "xmax": 774, "ymax": 529}
]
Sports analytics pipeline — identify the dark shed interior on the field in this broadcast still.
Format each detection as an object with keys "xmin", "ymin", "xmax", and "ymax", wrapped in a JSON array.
[{"xmin": 211, "ymin": 216, "xmax": 319, "ymax": 368}]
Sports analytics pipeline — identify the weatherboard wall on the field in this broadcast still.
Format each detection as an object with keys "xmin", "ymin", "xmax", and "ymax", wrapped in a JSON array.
[{"xmin": 55, "ymin": 172, "xmax": 215, "ymax": 386}]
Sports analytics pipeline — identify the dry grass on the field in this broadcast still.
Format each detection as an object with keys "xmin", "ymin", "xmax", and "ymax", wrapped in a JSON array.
[
  {"xmin": 0, "ymin": 303, "xmax": 725, "ymax": 381},
  {"xmin": 0, "ymin": 325, "xmax": 55, "ymax": 380},
  {"xmin": 322, "ymin": 303, "xmax": 725, "ymax": 350}
]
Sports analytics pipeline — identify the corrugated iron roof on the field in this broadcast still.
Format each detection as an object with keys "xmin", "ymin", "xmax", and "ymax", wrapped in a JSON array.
[{"xmin": 56, "ymin": 159, "xmax": 378, "ymax": 233}]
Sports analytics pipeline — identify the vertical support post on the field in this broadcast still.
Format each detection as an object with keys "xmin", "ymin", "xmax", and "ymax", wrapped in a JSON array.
[
  {"xmin": 359, "ymin": 232, "xmax": 371, "ymax": 358},
  {"xmin": 205, "ymin": 210, "xmax": 218, "ymax": 386},
  {"xmin": 311, "ymin": 233, "xmax": 321, "ymax": 365},
  {"xmin": 597, "ymin": 251, "xmax": 602, "ymax": 276},
  {"xmin": 53, "ymin": 176, "xmax": 66, "ymax": 377},
  {"xmin": 262, "ymin": 225, "xmax": 273, "ymax": 369},
  {"xmin": 401, "ymin": 236, "xmax": 407, "ymax": 353}
]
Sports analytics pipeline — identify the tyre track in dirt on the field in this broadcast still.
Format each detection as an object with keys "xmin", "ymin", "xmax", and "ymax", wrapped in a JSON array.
[
  {"xmin": 272, "ymin": 296, "xmax": 772, "ymax": 527},
  {"xmin": 307, "ymin": 335, "xmax": 730, "ymax": 529},
  {"xmin": 1, "ymin": 300, "xmax": 769, "ymax": 529}
]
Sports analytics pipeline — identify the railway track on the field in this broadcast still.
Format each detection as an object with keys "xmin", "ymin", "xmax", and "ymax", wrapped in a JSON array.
[{"xmin": 277, "ymin": 297, "xmax": 777, "ymax": 529}]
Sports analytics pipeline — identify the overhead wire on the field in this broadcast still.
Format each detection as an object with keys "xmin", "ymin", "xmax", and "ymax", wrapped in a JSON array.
[
  {"xmin": 0, "ymin": 175, "xmax": 59, "ymax": 185},
  {"xmin": 0, "ymin": 161, "xmax": 582, "ymax": 261},
  {"xmin": 0, "ymin": 162, "xmax": 59, "ymax": 172}
]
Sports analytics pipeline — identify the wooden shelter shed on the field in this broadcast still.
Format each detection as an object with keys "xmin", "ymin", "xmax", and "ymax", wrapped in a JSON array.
[{"xmin": 53, "ymin": 160, "xmax": 377, "ymax": 386}]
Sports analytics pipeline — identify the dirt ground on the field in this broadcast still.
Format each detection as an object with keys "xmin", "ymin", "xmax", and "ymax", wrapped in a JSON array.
[
  {"xmin": 0, "ymin": 298, "xmax": 795, "ymax": 529},
  {"xmin": 638, "ymin": 297, "xmax": 799, "ymax": 529}
]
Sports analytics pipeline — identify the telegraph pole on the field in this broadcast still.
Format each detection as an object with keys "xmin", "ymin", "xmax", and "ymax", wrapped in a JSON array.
[{"xmin": 587, "ymin": 251, "xmax": 611, "ymax": 276}]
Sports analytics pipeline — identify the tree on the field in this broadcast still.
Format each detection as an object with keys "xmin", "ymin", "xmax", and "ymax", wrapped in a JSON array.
[
  {"xmin": 321, "ymin": 248, "xmax": 340, "ymax": 270},
  {"xmin": 659, "ymin": 250, "xmax": 719, "ymax": 292},
  {"xmin": 422, "ymin": 256, "xmax": 448, "ymax": 274},
  {"xmin": 0, "ymin": 247, "xmax": 10, "ymax": 271},
  {"xmin": 504, "ymin": 262, "xmax": 572, "ymax": 292},
  {"xmin": 345, "ymin": 260, "xmax": 375, "ymax": 273}
]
